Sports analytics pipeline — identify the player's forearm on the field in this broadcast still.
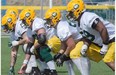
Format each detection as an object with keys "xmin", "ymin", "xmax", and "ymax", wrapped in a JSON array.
[
  {"xmin": 100, "ymin": 28, "xmax": 109, "ymax": 44},
  {"xmin": 18, "ymin": 39, "xmax": 26, "ymax": 45},
  {"xmin": 64, "ymin": 45, "xmax": 75, "ymax": 56},
  {"xmin": 95, "ymin": 21, "xmax": 109, "ymax": 45},
  {"xmin": 23, "ymin": 54, "xmax": 31, "ymax": 64},
  {"xmin": 60, "ymin": 42, "xmax": 66, "ymax": 54}
]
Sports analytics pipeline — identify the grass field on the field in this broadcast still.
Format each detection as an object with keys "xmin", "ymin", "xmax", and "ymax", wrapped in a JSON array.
[{"xmin": 1, "ymin": 37, "xmax": 115, "ymax": 75}]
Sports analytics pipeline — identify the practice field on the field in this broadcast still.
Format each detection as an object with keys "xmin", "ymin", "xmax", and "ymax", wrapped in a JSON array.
[{"xmin": 1, "ymin": 37, "xmax": 114, "ymax": 75}]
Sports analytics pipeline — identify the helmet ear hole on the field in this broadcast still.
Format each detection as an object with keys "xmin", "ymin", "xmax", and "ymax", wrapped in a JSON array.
[
  {"xmin": 28, "ymin": 17, "xmax": 31, "ymax": 20},
  {"xmin": 76, "ymin": 10, "xmax": 79, "ymax": 12},
  {"xmin": 55, "ymin": 17, "xmax": 57, "ymax": 20},
  {"xmin": 11, "ymin": 22, "xmax": 13, "ymax": 25}
]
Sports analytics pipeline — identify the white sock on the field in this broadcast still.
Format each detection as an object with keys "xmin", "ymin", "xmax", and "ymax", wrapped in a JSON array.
[
  {"xmin": 72, "ymin": 57, "xmax": 90, "ymax": 75},
  {"xmin": 36, "ymin": 59, "xmax": 49, "ymax": 71},
  {"xmin": 65, "ymin": 60, "xmax": 75, "ymax": 75},
  {"xmin": 47, "ymin": 60, "xmax": 56, "ymax": 70}
]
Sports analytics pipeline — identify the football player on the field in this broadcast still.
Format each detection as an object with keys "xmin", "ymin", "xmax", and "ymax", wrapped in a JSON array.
[
  {"xmin": 18, "ymin": 8, "xmax": 58, "ymax": 75},
  {"xmin": 2, "ymin": 8, "xmax": 40, "ymax": 75},
  {"xmin": 44, "ymin": 8, "xmax": 91, "ymax": 75},
  {"xmin": 66, "ymin": 0, "xmax": 115, "ymax": 71}
]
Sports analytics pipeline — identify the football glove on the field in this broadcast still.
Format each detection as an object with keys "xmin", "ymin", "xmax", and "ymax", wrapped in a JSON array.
[
  {"xmin": 8, "ymin": 41, "xmax": 19, "ymax": 48},
  {"xmin": 56, "ymin": 54, "xmax": 69, "ymax": 67},
  {"xmin": 53, "ymin": 53, "xmax": 62, "ymax": 61},
  {"xmin": 8, "ymin": 66, "xmax": 15, "ymax": 75},
  {"xmin": 8, "ymin": 42, "xmax": 12, "ymax": 48}
]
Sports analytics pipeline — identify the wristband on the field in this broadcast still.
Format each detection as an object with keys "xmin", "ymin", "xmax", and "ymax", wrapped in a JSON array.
[{"xmin": 23, "ymin": 60, "xmax": 29, "ymax": 64}]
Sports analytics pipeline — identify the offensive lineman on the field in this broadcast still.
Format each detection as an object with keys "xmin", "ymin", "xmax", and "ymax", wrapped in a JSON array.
[
  {"xmin": 44, "ymin": 8, "xmax": 91, "ymax": 75},
  {"xmin": 1, "ymin": 8, "xmax": 40, "ymax": 75},
  {"xmin": 66, "ymin": 0, "xmax": 115, "ymax": 71},
  {"xmin": 18, "ymin": 8, "xmax": 58, "ymax": 75}
]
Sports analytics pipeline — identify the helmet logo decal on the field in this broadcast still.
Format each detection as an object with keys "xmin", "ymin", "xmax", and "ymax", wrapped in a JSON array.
[
  {"xmin": 7, "ymin": 18, "xmax": 12, "ymax": 23},
  {"xmin": 25, "ymin": 12, "xmax": 30, "ymax": 17},
  {"xmin": 12, "ymin": 11, "xmax": 16, "ymax": 15},
  {"xmin": 74, "ymin": 4, "xmax": 79, "ymax": 9},
  {"xmin": 52, "ymin": 12, "xmax": 57, "ymax": 17}
]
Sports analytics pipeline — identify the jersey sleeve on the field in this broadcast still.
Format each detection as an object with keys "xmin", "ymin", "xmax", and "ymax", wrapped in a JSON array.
[
  {"xmin": 83, "ymin": 12, "xmax": 100, "ymax": 28},
  {"xmin": 15, "ymin": 19, "xmax": 28, "ymax": 38},
  {"xmin": 57, "ymin": 22, "xmax": 72, "ymax": 41},
  {"xmin": 32, "ymin": 18, "xmax": 45, "ymax": 32}
]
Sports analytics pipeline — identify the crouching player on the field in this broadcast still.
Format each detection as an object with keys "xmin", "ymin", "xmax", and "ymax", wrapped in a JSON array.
[
  {"xmin": 66, "ymin": 0, "xmax": 115, "ymax": 71},
  {"xmin": 44, "ymin": 8, "xmax": 91, "ymax": 75},
  {"xmin": 18, "ymin": 8, "xmax": 58, "ymax": 75},
  {"xmin": 2, "ymin": 8, "xmax": 40, "ymax": 75}
]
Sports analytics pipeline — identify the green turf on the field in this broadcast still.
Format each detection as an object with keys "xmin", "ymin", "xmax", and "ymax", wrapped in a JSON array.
[{"xmin": 1, "ymin": 38, "xmax": 115, "ymax": 75}]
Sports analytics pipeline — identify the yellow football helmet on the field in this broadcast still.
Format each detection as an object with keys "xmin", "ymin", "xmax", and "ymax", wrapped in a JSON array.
[
  {"xmin": 66, "ymin": 0, "xmax": 85, "ymax": 20},
  {"xmin": 19, "ymin": 8, "xmax": 35, "ymax": 25},
  {"xmin": 6, "ymin": 8, "xmax": 19, "ymax": 17},
  {"xmin": 1, "ymin": 14, "xmax": 17, "ymax": 31},
  {"xmin": 44, "ymin": 8, "xmax": 61, "ymax": 27}
]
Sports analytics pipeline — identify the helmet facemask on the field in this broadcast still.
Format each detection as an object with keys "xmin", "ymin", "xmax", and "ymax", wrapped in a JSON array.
[
  {"xmin": 66, "ymin": 11, "xmax": 76, "ymax": 22},
  {"xmin": 2, "ymin": 23, "xmax": 15, "ymax": 33},
  {"xmin": 1, "ymin": 25, "xmax": 10, "ymax": 33},
  {"xmin": 22, "ymin": 19, "xmax": 29, "ymax": 27},
  {"xmin": 45, "ymin": 18, "xmax": 53, "ymax": 27}
]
